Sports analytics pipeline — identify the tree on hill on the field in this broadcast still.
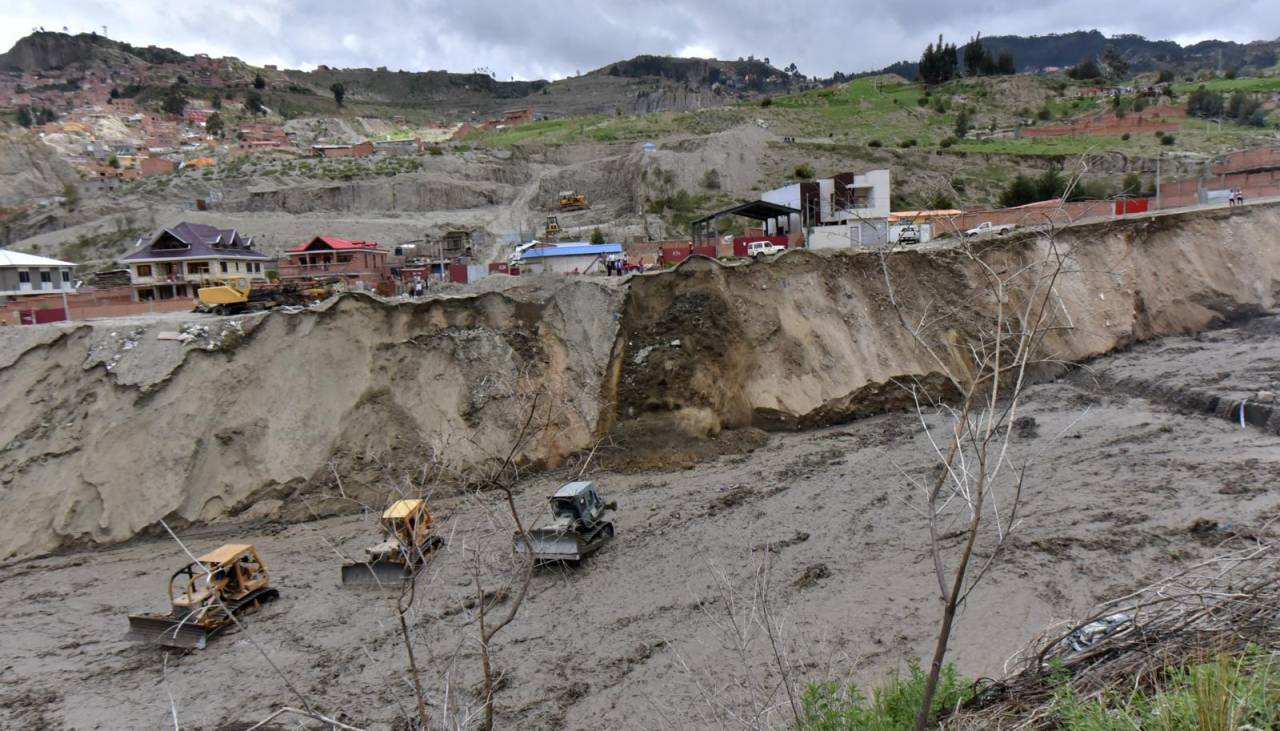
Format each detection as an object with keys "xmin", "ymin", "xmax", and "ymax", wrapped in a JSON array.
[
  {"xmin": 919, "ymin": 35, "xmax": 959, "ymax": 84},
  {"xmin": 253, "ymin": 73, "xmax": 266, "ymax": 89},
  {"xmin": 330, "ymin": 82, "xmax": 346, "ymax": 107},
  {"xmin": 995, "ymin": 50, "xmax": 1016, "ymax": 75},
  {"xmin": 1066, "ymin": 57, "xmax": 1103, "ymax": 80},
  {"xmin": 246, "ymin": 90, "xmax": 266, "ymax": 115},
  {"xmin": 206, "ymin": 111, "xmax": 224, "ymax": 137},
  {"xmin": 162, "ymin": 84, "xmax": 186, "ymax": 116},
  {"xmin": 589, "ymin": 227, "xmax": 605, "ymax": 244},
  {"xmin": 963, "ymin": 34, "xmax": 987, "ymax": 76},
  {"xmin": 1186, "ymin": 85, "xmax": 1224, "ymax": 119},
  {"xmin": 1101, "ymin": 45, "xmax": 1129, "ymax": 79},
  {"xmin": 962, "ymin": 34, "xmax": 1018, "ymax": 77}
]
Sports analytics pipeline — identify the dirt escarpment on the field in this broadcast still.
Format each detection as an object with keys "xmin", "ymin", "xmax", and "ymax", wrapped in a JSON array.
[
  {"xmin": 611, "ymin": 205, "xmax": 1280, "ymax": 434},
  {"xmin": 0, "ymin": 282, "xmax": 623, "ymax": 560},
  {"xmin": 1, "ymin": 205, "xmax": 1278, "ymax": 561}
]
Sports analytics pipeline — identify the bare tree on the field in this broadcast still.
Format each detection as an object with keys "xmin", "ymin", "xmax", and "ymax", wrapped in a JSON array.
[{"xmin": 876, "ymin": 212, "xmax": 1079, "ymax": 730}]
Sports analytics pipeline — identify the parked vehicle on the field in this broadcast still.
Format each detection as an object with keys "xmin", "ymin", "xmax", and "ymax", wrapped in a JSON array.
[
  {"xmin": 746, "ymin": 241, "xmax": 786, "ymax": 259},
  {"xmin": 964, "ymin": 221, "xmax": 1017, "ymax": 238},
  {"xmin": 896, "ymin": 225, "xmax": 920, "ymax": 245}
]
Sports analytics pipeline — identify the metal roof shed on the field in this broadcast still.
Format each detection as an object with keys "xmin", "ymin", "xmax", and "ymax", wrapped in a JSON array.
[{"xmin": 691, "ymin": 200, "xmax": 801, "ymax": 244}]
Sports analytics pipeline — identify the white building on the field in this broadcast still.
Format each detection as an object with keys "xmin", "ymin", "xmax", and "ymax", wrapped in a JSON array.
[
  {"xmin": 515, "ymin": 243, "xmax": 623, "ymax": 274},
  {"xmin": 0, "ymin": 249, "xmax": 76, "ymax": 302},
  {"xmin": 763, "ymin": 169, "xmax": 893, "ymax": 249}
]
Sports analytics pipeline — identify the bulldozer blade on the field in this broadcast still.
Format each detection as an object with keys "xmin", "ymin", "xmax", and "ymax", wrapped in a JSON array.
[
  {"xmin": 340, "ymin": 560, "xmax": 411, "ymax": 587},
  {"xmin": 126, "ymin": 614, "xmax": 214, "ymax": 650},
  {"xmin": 515, "ymin": 531, "xmax": 584, "ymax": 562}
]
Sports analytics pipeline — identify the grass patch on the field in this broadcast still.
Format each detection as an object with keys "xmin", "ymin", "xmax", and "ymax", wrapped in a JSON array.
[
  {"xmin": 1173, "ymin": 76, "xmax": 1280, "ymax": 94},
  {"xmin": 948, "ymin": 135, "xmax": 1130, "ymax": 156},
  {"xmin": 799, "ymin": 662, "xmax": 966, "ymax": 730}
]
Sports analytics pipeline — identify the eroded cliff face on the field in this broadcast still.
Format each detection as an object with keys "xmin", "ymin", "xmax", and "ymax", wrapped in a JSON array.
[
  {"xmin": 1, "ymin": 206, "xmax": 1277, "ymax": 560},
  {"xmin": 611, "ymin": 207, "xmax": 1280, "ymax": 433},
  {"xmin": 0, "ymin": 281, "xmax": 624, "ymax": 559}
]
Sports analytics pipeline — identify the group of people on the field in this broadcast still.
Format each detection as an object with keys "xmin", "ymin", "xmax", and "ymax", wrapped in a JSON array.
[
  {"xmin": 604, "ymin": 257, "xmax": 629, "ymax": 276},
  {"xmin": 410, "ymin": 278, "xmax": 428, "ymax": 297},
  {"xmin": 1228, "ymin": 188, "xmax": 1247, "ymax": 207}
]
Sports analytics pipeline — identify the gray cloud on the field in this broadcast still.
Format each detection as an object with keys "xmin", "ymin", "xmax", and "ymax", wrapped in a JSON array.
[{"xmin": 4, "ymin": 0, "xmax": 1277, "ymax": 80}]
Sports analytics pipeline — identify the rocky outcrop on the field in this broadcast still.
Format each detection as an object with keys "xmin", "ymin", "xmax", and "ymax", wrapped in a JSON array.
[{"xmin": 0, "ymin": 133, "xmax": 81, "ymax": 208}]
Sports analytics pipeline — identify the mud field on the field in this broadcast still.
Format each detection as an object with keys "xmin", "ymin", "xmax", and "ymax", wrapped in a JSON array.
[{"xmin": 2, "ymin": 319, "xmax": 1277, "ymax": 730}]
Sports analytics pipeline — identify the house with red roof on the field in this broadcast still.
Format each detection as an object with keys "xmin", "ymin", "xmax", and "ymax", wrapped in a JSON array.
[{"xmin": 277, "ymin": 236, "xmax": 392, "ymax": 292}]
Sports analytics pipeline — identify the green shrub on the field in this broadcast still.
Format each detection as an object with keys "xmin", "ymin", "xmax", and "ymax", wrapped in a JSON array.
[
  {"xmin": 799, "ymin": 662, "xmax": 965, "ymax": 731},
  {"xmin": 939, "ymin": 136, "xmax": 956, "ymax": 148},
  {"xmin": 899, "ymin": 138, "xmax": 918, "ymax": 148},
  {"xmin": 760, "ymin": 96, "xmax": 773, "ymax": 107},
  {"xmin": 868, "ymin": 139, "xmax": 882, "ymax": 148},
  {"xmin": 1161, "ymin": 133, "xmax": 1176, "ymax": 145},
  {"xmin": 1121, "ymin": 132, "xmax": 1131, "ymax": 140},
  {"xmin": 794, "ymin": 163, "xmax": 816, "ymax": 179}
]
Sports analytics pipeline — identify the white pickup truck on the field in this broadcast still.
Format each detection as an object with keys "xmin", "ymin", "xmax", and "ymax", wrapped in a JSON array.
[
  {"xmin": 746, "ymin": 240, "xmax": 786, "ymax": 259},
  {"xmin": 964, "ymin": 221, "xmax": 1017, "ymax": 238}
]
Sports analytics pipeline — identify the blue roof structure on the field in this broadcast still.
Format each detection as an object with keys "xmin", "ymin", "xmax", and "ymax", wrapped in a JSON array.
[{"xmin": 519, "ymin": 243, "xmax": 623, "ymax": 259}]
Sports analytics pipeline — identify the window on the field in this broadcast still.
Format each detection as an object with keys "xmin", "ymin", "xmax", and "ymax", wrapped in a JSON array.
[
  {"xmin": 235, "ymin": 261, "xmax": 241, "ymax": 272},
  {"xmin": 187, "ymin": 261, "xmax": 210, "ymax": 275},
  {"xmin": 40, "ymin": 270, "xmax": 52, "ymax": 283},
  {"xmin": 254, "ymin": 262, "xmax": 262, "ymax": 272},
  {"xmin": 136, "ymin": 264, "xmax": 152, "ymax": 277},
  {"xmin": 18, "ymin": 271, "xmax": 30, "ymax": 283},
  {"xmin": 220, "ymin": 262, "xmax": 228, "ymax": 273},
  {"xmin": 338, "ymin": 254, "xmax": 352, "ymax": 263},
  {"xmin": 61, "ymin": 270, "xmax": 70, "ymax": 283}
]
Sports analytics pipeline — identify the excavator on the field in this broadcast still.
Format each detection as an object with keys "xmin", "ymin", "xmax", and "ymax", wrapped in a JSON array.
[
  {"xmin": 195, "ymin": 277, "xmax": 332, "ymax": 315},
  {"xmin": 126, "ymin": 544, "xmax": 279, "ymax": 650},
  {"xmin": 558, "ymin": 190, "xmax": 588, "ymax": 211},
  {"xmin": 341, "ymin": 499, "xmax": 444, "ymax": 586}
]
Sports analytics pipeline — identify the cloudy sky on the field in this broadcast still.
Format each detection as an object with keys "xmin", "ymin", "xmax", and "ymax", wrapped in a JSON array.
[{"xmin": 3, "ymin": 0, "xmax": 1276, "ymax": 80}]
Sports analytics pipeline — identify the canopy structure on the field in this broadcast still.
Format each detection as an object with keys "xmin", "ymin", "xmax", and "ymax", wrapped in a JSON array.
[{"xmin": 691, "ymin": 200, "xmax": 800, "ymax": 244}]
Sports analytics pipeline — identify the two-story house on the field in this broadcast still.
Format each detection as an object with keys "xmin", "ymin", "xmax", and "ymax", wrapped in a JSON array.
[
  {"xmin": 0, "ymin": 249, "xmax": 76, "ymax": 303},
  {"xmin": 277, "ymin": 236, "xmax": 390, "ymax": 291},
  {"xmin": 121, "ymin": 222, "xmax": 272, "ymax": 302}
]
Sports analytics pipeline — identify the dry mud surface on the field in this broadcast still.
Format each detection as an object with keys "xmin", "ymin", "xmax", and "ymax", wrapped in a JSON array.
[{"xmin": 2, "ymin": 321, "xmax": 1278, "ymax": 730}]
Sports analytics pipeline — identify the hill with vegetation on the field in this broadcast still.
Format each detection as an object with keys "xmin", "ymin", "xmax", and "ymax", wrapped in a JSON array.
[{"xmin": 857, "ymin": 29, "xmax": 1280, "ymax": 80}]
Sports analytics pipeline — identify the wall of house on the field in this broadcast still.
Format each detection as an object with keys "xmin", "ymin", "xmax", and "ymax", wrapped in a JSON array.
[
  {"xmin": 524, "ymin": 254, "xmax": 608, "ymax": 274},
  {"xmin": 806, "ymin": 221, "xmax": 891, "ymax": 249},
  {"xmin": 0, "ymin": 265, "xmax": 74, "ymax": 297}
]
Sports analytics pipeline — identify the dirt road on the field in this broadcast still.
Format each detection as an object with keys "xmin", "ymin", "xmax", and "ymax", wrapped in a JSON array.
[{"xmin": 2, "ymin": 319, "xmax": 1277, "ymax": 730}]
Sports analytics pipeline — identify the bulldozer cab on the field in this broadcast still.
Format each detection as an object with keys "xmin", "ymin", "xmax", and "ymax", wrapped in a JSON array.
[
  {"xmin": 544, "ymin": 215, "xmax": 562, "ymax": 237},
  {"xmin": 549, "ymin": 481, "xmax": 608, "ymax": 528},
  {"xmin": 170, "ymin": 544, "xmax": 267, "ymax": 609},
  {"xmin": 380, "ymin": 499, "xmax": 432, "ymax": 547}
]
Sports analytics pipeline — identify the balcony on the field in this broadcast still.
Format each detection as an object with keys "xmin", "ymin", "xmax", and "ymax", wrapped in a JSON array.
[{"xmin": 277, "ymin": 260, "xmax": 383, "ymax": 279}]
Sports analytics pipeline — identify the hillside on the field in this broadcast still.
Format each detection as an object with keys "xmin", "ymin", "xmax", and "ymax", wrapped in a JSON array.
[
  {"xmin": 0, "ymin": 32, "xmax": 798, "ymax": 120},
  {"xmin": 861, "ymin": 29, "xmax": 1280, "ymax": 79}
]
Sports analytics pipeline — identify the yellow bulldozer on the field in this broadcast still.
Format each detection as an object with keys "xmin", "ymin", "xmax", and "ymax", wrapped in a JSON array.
[
  {"xmin": 544, "ymin": 215, "xmax": 563, "ymax": 240},
  {"xmin": 126, "ymin": 544, "xmax": 279, "ymax": 650},
  {"xmin": 558, "ymin": 190, "xmax": 588, "ymax": 211},
  {"xmin": 341, "ymin": 499, "xmax": 444, "ymax": 586},
  {"xmin": 196, "ymin": 277, "xmax": 333, "ymax": 315}
]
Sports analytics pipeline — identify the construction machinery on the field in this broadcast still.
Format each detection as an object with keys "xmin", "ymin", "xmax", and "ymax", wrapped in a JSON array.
[
  {"xmin": 544, "ymin": 215, "xmax": 563, "ymax": 240},
  {"xmin": 126, "ymin": 544, "xmax": 278, "ymax": 650},
  {"xmin": 195, "ymin": 277, "xmax": 333, "ymax": 315},
  {"xmin": 558, "ymin": 190, "xmax": 588, "ymax": 211},
  {"xmin": 515, "ymin": 481, "xmax": 617, "ymax": 562},
  {"xmin": 341, "ymin": 499, "xmax": 444, "ymax": 586}
]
